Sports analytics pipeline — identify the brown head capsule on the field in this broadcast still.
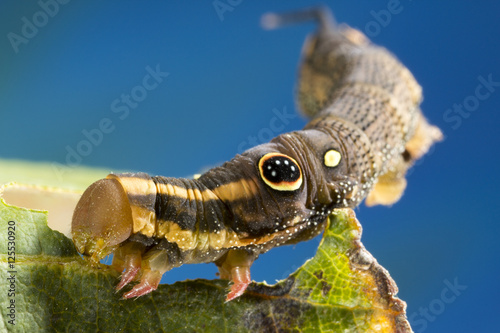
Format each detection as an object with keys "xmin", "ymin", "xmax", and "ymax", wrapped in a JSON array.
[{"xmin": 72, "ymin": 177, "xmax": 134, "ymax": 264}]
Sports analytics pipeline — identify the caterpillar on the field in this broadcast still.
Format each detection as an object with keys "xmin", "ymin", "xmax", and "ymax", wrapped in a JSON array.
[{"xmin": 71, "ymin": 7, "xmax": 442, "ymax": 302}]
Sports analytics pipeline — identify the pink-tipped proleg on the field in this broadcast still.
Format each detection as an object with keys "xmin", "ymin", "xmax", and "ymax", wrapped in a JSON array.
[
  {"xmin": 71, "ymin": 178, "xmax": 134, "ymax": 264},
  {"xmin": 112, "ymin": 241, "xmax": 146, "ymax": 291},
  {"xmin": 118, "ymin": 247, "xmax": 172, "ymax": 299},
  {"xmin": 217, "ymin": 249, "xmax": 256, "ymax": 301}
]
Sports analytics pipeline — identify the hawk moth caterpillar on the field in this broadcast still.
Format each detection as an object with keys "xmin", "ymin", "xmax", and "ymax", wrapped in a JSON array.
[{"xmin": 71, "ymin": 7, "xmax": 442, "ymax": 301}]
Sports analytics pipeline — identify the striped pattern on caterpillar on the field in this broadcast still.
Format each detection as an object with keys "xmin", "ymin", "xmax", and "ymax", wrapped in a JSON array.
[{"xmin": 71, "ymin": 7, "xmax": 442, "ymax": 301}]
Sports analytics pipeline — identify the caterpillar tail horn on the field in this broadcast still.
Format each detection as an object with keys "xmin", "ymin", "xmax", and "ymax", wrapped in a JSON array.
[{"xmin": 261, "ymin": 6, "xmax": 336, "ymax": 32}]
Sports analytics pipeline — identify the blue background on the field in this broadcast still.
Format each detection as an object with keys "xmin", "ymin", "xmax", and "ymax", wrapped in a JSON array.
[{"xmin": 1, "ymin": 1, "xmax": 499, "ymax": 332}]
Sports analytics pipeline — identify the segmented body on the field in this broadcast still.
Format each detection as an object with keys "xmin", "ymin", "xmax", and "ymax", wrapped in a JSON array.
[{"xmin": 72, "ymin": 8, "xmax": 441, "ymax": 301}]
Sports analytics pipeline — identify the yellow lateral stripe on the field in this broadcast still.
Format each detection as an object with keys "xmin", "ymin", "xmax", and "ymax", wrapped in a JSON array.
[
  {"xmin": 154, "ymin": 217, "xmax": 315, "ymax": 252},
  {"xmin": 108, "ymin": 173, "xmax": 157, "ymax": 237},
  {"xmin": 154, "ymin": 182, "xmax": 220, "ymax": 201},
  {"xmin": 211, "ymin": 178, "xmax": 259, "ymax": 202},
  {"xmin": 111, "ymin": 174, "xmax": 259, "ymax": 203},
  {"xmin": 157, "ymin": 222, "xmax": 198, "ymax": 250},
  {"xmin": 155, "ymin": 179, "xmax": 259, "ymax": 203},
  {"xmin": 130, "ymin": 206, "xmax": 156, "ymax": 237}
]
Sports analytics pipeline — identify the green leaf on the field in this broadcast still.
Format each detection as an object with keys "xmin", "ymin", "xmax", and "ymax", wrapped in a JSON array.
[
  {"xmin": 0, "ymin": 161, "xmax": 411, "ymax": 332},
  {"xmin": 0, "ymin": 158, "xmax": 111, "ymax": 191}
]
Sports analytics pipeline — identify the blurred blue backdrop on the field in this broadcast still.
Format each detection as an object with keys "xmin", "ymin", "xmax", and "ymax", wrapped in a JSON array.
[{"xmin": 1, "ymin": 1, "xmax": 499, "ymax": 332}]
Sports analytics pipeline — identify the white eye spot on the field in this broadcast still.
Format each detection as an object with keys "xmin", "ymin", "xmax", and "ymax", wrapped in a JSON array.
[
  {"xmin": 284, "ymin": 160, "xmax": 289, "ymax": 165},
  {"xmin": 291, "ymin": 165, "xmax": 295, "ymax": 171},
  {"xmin": 271, "ymin": 170, "xmax": 277, "ymax": 177},
  {"xmin": 275, "ymin": 160, "xmax": 281, "ymax": 165},
  {"xmin": 267, "ymin": 165, "xmax": 272, "ymax": 170},
  {"xmin": 324, "ymin": 149, "xmax": 342, "ymax": 167}
]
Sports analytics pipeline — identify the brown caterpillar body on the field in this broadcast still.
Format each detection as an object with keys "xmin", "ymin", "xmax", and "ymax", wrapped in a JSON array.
[{"xmin": 72, "ymin": 7, "xmax": 442, "ymax": 301}]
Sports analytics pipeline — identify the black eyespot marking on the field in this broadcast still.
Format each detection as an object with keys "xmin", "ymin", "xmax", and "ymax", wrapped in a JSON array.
[
  {"xmin": 263, "ymin": 156, "xmax": 300, "ymax": 182},
  {"xmin": 258, "ymin": 153, "xmax": 302, "ymax": 191}
]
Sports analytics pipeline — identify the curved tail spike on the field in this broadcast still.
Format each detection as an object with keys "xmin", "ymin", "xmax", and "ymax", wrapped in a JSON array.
[{"xmin": 261, "ymin": 6, "xmax": 336, "ymax": 32}]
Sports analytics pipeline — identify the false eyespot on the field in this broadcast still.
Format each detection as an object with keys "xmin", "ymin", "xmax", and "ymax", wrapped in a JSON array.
[
  {"xmin": 258, "ymin": 153, "xmax": 303, "ymax": 191},
  {"xmin": 324, "ymin": 149, "xmax": 341, "ymax": 168}
]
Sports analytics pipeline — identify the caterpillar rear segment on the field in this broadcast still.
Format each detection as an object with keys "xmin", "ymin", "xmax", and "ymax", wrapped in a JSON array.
[{"xmin": 72, "ymin": 7, "xmax": 441, "ymax": 301}]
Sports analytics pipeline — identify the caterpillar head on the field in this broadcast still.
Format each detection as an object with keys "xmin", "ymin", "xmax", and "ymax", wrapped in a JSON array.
[{"xmin": 72, "ymin": 176, "xmax": 136, "ymax": 264}]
